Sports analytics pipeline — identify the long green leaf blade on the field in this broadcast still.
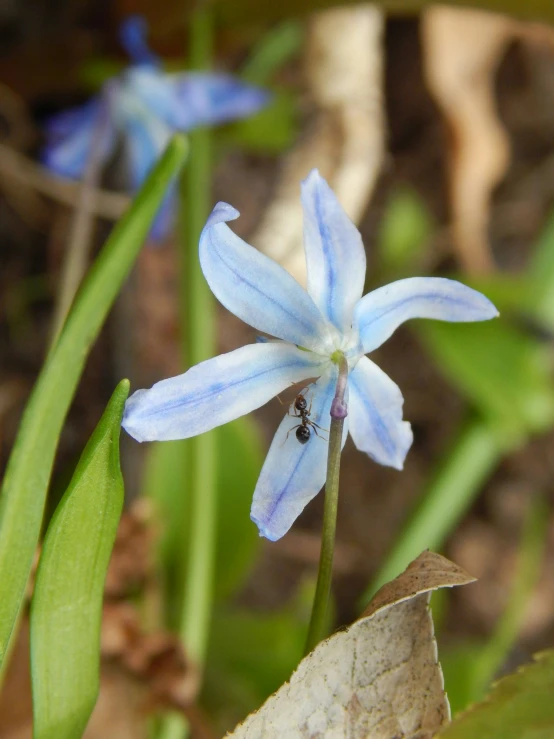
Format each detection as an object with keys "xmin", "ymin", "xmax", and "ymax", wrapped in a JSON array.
[
  {"xmin": 30, "ymin": 380, "xmax": 129, "ymax": 739},
  {"xmin": 0, "ymin": 135, "xmax": 188, "ymax": 666}
]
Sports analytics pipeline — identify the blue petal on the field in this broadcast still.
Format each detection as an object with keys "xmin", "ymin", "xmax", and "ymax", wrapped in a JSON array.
[
  {"xmin": 122, "ymin": 342, "xmax": 324, "ymax": 442},
  {"xmin": 251, "ymin": 366, "xmax": 348, "ymax": 541},
  {"xmin": 119, "ymin": 96, "xmax": 172, "ymax": 190},
  {"xmin": 167, "ymin": 72, "xmax": 272, "ymax": 130},
  {"xmin": 348, "ymin": 356, "xmax": 412, "ymax": 470},
  {"xmin": 301, "ymin": 169, "xmax": 366, "ymax": 333},
  {"xmin": 119, "ymin": 15, "xmax": 160, "ymax": 67},
  {"xmin": 123, "ymin": 67, "xmax": 179, "ymax": 126},
  {"xmin": 42, "ymin": 97, "xmax": 116, "ymax": 180},
  {"xmin": 353, "ymin": 277, "xmax": 499, "ymax": 354},
  {"xmin": 200, "ymin": 203, "xmax": 337, "ymax": 351}
]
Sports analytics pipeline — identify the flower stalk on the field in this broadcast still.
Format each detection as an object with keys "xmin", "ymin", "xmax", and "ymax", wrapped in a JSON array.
[{"xmin": 304, "ymin": 354, "xmax": 349, "ymax": 655}]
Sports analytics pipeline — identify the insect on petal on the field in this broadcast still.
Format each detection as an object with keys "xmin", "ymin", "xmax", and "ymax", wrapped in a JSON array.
[
  {"xmin": 353, "ymin": 276, "xmax": 499, "ymax": 354},
  {"xmin": 251, "ymin": 366, "xmax": 348, "ymax": 541},
  {"xmin": 122, "ymin": 342, "xmax": 325, "ymax": 442}
]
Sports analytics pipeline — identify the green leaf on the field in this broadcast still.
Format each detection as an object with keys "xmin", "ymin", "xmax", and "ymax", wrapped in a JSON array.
[
  {"xmin": 204, "ymin": 581, "xmax": 314, "ymax": 733},
  {"xmin": 143, "ymin": 416, "xmax": 264, "ymax": 614},
  {"xmin": 378, "ymin": 187, "xmax": 433, "ymax": 274},
  {"xmin": 527, "ymin": 209, "xmax": 554, "ymax": 327},
  {"xmin": 30, "ymin": 380, "xmax": 129, "ymax": 739},
  {"xmin": 0, "ymin": 136, "xmax": 188, "ymax": 667},
  {"xmin": 418, "ymin": 318, "xmax": 554, "ymax": 440},
  {"xmin": 215, "ymin": 417, "xmax": 264, "ymax": 599},
  {"xmin": 362, "ymin": 419, "xmax": 506, "ymax": 604},
  {"xmin": 240, "ymin": 20, "xmax": 303, "ymax": 85},
  {"xmin": 438, "ymin": 650, "xmax": 554, "ymax": 739},
  {"xmin": 222, "ymin": 91, "xmax": 297, "ymax": 153}
]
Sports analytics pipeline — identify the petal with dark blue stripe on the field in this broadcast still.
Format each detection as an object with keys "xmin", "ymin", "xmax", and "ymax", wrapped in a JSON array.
[
  {"xmin": 122, "ymin": 342, "xmax": 324, "ymax": 442},
  {"xmin": 200, "ymin": 202, "xmax": 337, "ymax": 351},
  {"xmin": 353, "ymin": 277, "xmax": 499, "ymax": 354},
  {"xmin": 301, "ymin": 169, "xmax": 366, "ymax": 333},
  {"xmin": 348, "ymin": 356, "xmax": 412, "ymax": 470},
  {"xmin": 250, "ymin": 366, "xmax": 347, "ymax": 541}
]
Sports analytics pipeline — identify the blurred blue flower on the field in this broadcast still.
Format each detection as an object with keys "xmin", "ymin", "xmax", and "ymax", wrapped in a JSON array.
[
  {"xmin": 122, "ymin": 169, "xmax": 499, "ymax": 540},
  {"xmin": 42, "ymin": 15, "xmax": 271, "ymax": 240}
]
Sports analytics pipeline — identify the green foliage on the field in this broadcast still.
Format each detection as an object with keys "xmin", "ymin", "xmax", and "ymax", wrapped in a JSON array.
[
  {"xmin": 418, "ymin": 318, "xmax": 554, "ymax": 441},
  {"xmin": 241, "ymin": 20, "xmax": 303, "ymax": 86},
  {"xmin": 204, "ymin": 581, "xmax": 315, "ymax": 733},
  {"xmin": 362, "ymin": 419, "xmax": 506, "ymax": 603},
  {"xmin": 223, "ymin": 91, "xmax": 297, "ymax": 153},
  {"xmin": 438, "ymin": 650, "xmax": 554, "ymax": 739},
  {"xmin": 0, "ymin": 136, "xmax": 187, "ymax": 668},
  {"xmin": 378, "ymin": 187, "xmax": 433, "ymax": 274},
  {"xmin": 441, "ymin": 495, "xmax": 548, "ymax": 715},
  {"xmin": 30, "ymin": 381, "xmax": 128, "ymax": 739},
  {"xmin": 216, "ymin": 418, "xmax": 264, "ymax": 599},
  {"xmin": 144, "ymin": 415, "xmax": 264, "ymax": 621}
]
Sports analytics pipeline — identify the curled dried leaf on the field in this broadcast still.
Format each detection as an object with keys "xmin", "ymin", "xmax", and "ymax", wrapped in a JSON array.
[{"xmin": 228, "ymin": 552, "xmax": 475, "ymax": 739}]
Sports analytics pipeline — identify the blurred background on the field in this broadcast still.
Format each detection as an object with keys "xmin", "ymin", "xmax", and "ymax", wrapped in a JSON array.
[{"xmin": 1, "ymin": 1, "xmax": 554, "ymax": 737}]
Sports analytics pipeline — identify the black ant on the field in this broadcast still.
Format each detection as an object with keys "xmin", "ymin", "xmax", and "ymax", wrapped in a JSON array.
[{"xmin": 284, "ymin": 392, "xmax": 328, "ymax": 445}]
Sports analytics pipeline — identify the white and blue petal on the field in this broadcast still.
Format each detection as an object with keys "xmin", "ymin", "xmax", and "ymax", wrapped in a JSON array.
[
  {"xmin": 251, "ymin": 366, "xmax": 348, "ymax": 541},
  {"xmin": 117, "ymin": 88, "xmax": 172, "ymax": 190},
  {"xmin": 353, "ymin": 277, "xmax": 499, "ymax": 354},
  {"xmin": 122, "ymin": 67, "xmax": 179, "ymax": 127},
  {"xmin": 122, "ymin": 342, "xmax": 325, "ymax": 442},
  {"xmin": 200, "ymin": 202, "xmax": 338, "ymax": 352},
  {"xmin": 301, "ymin": 169, "xmax": 366, "ymax": 333},
  {"xmin": 42, "ymin": 97, "xmax": 116, "ymax": 180},
  {"xmin": 167, "ymin": 72, "xmax": 271, "ymax": 131},
  {"xmin": 348, "ymin": 356, "xmax": 412, "ymax": 470}
]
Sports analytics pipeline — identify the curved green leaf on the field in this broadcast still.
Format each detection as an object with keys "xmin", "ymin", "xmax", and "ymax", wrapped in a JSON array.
[
  {"xmin": 30, "ymin": 380, "xmax": 129, "ymax": 739},
  {"xmin": 438, "ymin": 650, "xmax": 554, "ymax": 739},
  {"xmin": 0, "ymin": 135, "xmax": 188, "ymax": 666}
]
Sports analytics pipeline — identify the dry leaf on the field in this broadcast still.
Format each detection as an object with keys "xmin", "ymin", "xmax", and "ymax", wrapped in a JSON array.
[
  {"xmin": 422, "ymin": 6, "xmax": 515, "ymax": 275},
  {"xmin": 254, "ymin": 4, "xmax": 384, "ymax": 283},
  {"xmin": 228, "ymin": 551, "xmax": 475, "ymax": 738}
]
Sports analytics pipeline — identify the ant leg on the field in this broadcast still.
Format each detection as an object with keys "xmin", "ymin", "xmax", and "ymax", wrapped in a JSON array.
[
  {"xmin": 283, "ymin": 424, "xmax": 301, "ymax": 445},
  {"xmin": 311, "ymin": 424, "xmax": 329, "ymax": 442},
  {"xmin": 311, "ymin": 421, "xmax": 329, "ymax": 433}
]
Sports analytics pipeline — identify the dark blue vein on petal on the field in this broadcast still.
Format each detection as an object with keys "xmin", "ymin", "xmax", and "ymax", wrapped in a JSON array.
[{"xmin": 207, "ymin": 228, "xmax": 319, "ymax": 341}]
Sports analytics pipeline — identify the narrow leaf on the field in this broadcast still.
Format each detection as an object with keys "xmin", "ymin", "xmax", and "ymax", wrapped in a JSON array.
[
  {"xmin": 0, "ymin": 135, "xmax": 188, "ymax": 666},
  {"xmin": 30, "ymin": 380, "xmax": 129, "ymax": 739}
]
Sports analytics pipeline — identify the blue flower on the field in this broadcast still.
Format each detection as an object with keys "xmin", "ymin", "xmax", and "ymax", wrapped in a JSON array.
[
  {"xmin": 122, "ymin": 169, "xmax": 498, "ymax": 540},
  {"xmin": 41, "ymin": 16, "xmax": 271, "ymax": 240}
]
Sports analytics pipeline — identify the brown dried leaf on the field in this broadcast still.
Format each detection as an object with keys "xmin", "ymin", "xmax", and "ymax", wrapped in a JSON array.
[
  {"xmin": 228, "ymin": 552, "xmax": 475, "ymax": 738},
  {"xmin": 253, "ymin": 4, "xmax": 384, "ymax": 283},
  {"xmin": 422, "ymin": 7, "xmax": 514, "ymax": 275}
]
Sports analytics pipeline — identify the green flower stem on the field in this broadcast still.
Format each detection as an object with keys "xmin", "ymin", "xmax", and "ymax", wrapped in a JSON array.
[
  {"xmin": 304, "ymin": 355, "xmax": 348, "ymax": 655},
  {"xmin": 160, "ymin": 11, "xmax": 216, "ymax": 739},
  {"xmin": 180, "ymin": 0, "xmax": 217, "ymax": 671}
]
